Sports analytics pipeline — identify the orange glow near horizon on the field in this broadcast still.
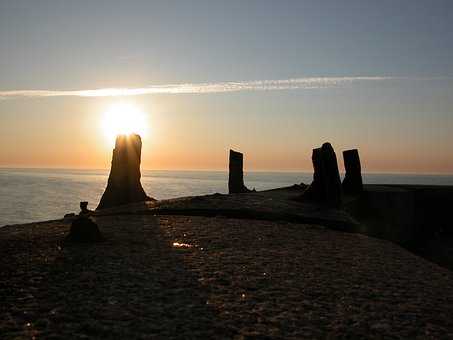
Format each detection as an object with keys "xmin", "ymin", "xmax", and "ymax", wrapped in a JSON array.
[
  {"xmin": 101, "ymin": 103, "xmax": 148, "ymax": 146},
  {"xmin": 0, "ymin": 94, "xmax": 452, "ymax": 174}
]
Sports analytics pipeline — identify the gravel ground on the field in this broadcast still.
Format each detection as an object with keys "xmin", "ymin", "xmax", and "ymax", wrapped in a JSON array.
[{"xmin": 1, "ymin": 215, "xmax": 453, "ymax": 339}]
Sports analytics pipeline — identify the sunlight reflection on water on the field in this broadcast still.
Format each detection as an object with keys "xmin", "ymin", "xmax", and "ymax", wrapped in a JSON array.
[{"xmin": 0, "ymin": 169, "xmax": 306, "ymax": 226}]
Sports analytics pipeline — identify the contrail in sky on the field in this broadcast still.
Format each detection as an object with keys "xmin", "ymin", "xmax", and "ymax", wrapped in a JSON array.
[{"xmin": 0, "ymin": 76, "xmax": 433, "ymax": 100}]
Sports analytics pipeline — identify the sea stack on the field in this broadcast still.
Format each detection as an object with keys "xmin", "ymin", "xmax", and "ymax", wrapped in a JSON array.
[
  {"xmin": 300, "ymin": 142, "xmax": 342, "ymax": 207},
  {"xmin": 97, "ymin": 134, "xmax": 151, "ymax": 210},
  {"xmin": 228, "ymin": 149, "xmax": 251, "ymax": 194},
  {"xmin": 342, "ymin": 149, "xmax": 363, "ymax": 194}
]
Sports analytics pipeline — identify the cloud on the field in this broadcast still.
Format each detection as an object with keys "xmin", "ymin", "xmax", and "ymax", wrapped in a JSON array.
[{"xmin": 0, "ymin": 76, "xmax": 399, "ymax": 100}]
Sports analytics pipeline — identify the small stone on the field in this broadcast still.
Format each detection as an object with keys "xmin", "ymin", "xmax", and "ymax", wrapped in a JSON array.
[{"xmin": 63, "ymin": 213, "xmax": 76, "ymax": 221}]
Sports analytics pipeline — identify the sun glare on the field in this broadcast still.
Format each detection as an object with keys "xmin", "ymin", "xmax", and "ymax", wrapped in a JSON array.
[{"xmin": 102, "ymin": 103, "xmax": 148, "ymax": 146}]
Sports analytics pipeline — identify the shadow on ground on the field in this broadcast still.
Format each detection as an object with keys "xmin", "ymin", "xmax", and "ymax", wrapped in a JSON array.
[{"xmin": 0, "ymin": 216, "xmax": 233, "ymax": 339}]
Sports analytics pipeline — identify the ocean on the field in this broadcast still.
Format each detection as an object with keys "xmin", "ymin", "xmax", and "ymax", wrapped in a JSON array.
[{"xmin": 1, "ymin": 168, "xmax": 452, "ymax": 227}]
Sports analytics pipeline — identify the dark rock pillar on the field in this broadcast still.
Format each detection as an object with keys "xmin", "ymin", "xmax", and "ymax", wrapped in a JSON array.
[
  {"xmin": 300, "ymin": 142, "xmax": 342, "ymax": 207},
  {"xmin": 97, "ymin": 134, "xmax": 151, "ymax": 210},
  {"xmin": 322, "ymin": 143, "xmax": 342, "ymax": 207},
  {"xmin": 300, "ymin": 147, "xmax": 324, "ymax": 202},
  {"xmin": 342, "ymin": 149, "xmax": 363, "ymax": 194},
  {"xmin": 228, "ymin": 149, "xmax": 251, "ymax": 194}
]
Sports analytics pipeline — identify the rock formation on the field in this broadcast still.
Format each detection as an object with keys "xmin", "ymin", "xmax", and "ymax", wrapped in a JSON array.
[
  {"xmin": 66, "ymin": 216, "xmax": 103, "ymax": 243},
  {"xmin": 299, "ymin": 142, "xmax": 342, "ymax": 207},
  {"xmin": 342, "ymin": 149, "xmax": 363, "ymax": 194},
  {"xmin": 228, "ymin": 149, "xmax": 251, "ymax": 194},
  {"xmin": 97, "ymin": 134, "xmax": 152, "ymax": 210},
  {"xmin": 80, "ymin": 201, "xmax": 89, "ymax": 214},
  {"xmin": 300, "ymin": 147, "xmax": 324, "ymax": 202}
]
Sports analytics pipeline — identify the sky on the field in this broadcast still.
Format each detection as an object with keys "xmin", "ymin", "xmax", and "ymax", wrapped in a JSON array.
[{"xmin": 0, "ymin": 0, "xmax": 452, "ymax": 173}]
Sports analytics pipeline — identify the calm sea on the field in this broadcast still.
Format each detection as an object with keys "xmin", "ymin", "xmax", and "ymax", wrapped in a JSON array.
[{"xmin": 1, "ymin": 168, "xmax": 452, "ymax": 227}]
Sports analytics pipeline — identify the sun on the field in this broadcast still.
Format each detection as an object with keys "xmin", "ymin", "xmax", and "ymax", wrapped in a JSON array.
[{"xmin": 102, "ymin": 103, "xmax": 148, "ymax": 146}]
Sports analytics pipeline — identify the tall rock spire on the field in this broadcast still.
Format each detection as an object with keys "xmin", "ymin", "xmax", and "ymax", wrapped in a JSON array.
[
  {"xmin": 342, "ymin": 149, "xmax": 363, "ymax": 194},
  {"xmin": 299, "ymin": 142, "xmax": 342, "ymax": 207},
  {"xmin": 228, "ymin": 149, "xmax": 251, "ymax": 194},
  {"xmin": 97, "ymin": 134, "xmax": 151, "ymax": 209}
]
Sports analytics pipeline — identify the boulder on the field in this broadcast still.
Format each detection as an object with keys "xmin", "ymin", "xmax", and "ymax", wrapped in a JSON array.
[
  {"xmin": 63, "ymin": 213, "xmax": 76, "ymax": 222},
  {"xmin": 97, "ymin": 134, "xmax": 152, "ymax": 210},
  {"xmin": 66, "ymin": 216, "xmax": 103, "ymax": 243},
  {"xmin": 228, "ymin": 149, "xmax": 251, "ymax": 194},
  {"xmin": 300, "ymin": 142, "xmax": 342, "ymax": 207},
  {"xmin": 342, "ymin": 149, "xmax": 363, "ymax": 194}
]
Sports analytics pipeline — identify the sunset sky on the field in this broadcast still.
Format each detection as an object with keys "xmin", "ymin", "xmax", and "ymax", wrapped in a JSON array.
[{"xmin": 1, "ymin": 0, "xmax": 452, "ymax": 173}]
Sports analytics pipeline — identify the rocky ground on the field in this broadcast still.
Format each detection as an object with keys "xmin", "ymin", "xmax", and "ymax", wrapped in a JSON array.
[{"xmin": 2, "ymin": 214, "xmax": 453, "ymax": 339}]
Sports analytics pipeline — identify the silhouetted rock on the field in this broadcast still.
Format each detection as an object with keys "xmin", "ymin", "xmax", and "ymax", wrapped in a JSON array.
[
  {"xmin": 80, "ymin": 201, "xmax": 89, "ymax": 214},
  {"xmin": 300, "ymin": 147, "xmax": 324, "ymax": 202},
  {"xmin": 342, "ymin": 149, "xmax": 363, "ymax": 194},
  {"xmin": 97, "ymin": 134, "xmax": 152, "ymax": 210},
  {"xmin": 228, "ymin": 149, "xmax": 251, "ymax": 194},
  {"xmin": 299, "ymin": 142, "xmax": 342, "ymax": 207},
  {"xmin": 63, "ymin": 213, "xmax": 76, "ymax": 221},
  {"xmin": 322, "ymin": 143, "xmax": 342, "ymax": 207},
  {"xmin": 66, "ymin": 216, "xmax": 103, "ymax": 243}
]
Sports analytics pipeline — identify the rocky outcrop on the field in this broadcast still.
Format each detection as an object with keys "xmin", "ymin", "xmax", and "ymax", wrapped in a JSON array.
[
  {"xmin": 228, "ymin": 149, "xmax": 251, "ymax": 194},
  {"xmin": 300, "ymin": 142, "xmax": 342, "ymax": 207},
  {"xmin": 97, "ymin": 134, "xmax": 152, "ymax": 210},
  {"xmin": 342, "ymin": 149, "xmax": 363, "ymax": 194}
]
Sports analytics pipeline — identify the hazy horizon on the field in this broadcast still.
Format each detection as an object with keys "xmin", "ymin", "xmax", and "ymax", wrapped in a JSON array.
[
  {"xmin": 2, "ymin": 166, "xmax": 453, "ymax": 177},
  {"xmin": 1, "ymin": 1, "xmax": 452, "ymax": 173}
]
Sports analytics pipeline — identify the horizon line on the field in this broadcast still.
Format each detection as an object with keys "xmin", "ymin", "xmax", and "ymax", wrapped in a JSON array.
[{"xmin": 1, "ymin": 165, "xmax": 452, "ymax": 176}]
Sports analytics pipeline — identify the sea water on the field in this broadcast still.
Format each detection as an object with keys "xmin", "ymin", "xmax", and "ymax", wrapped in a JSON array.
[{"xmin": 1, "ymin": 168, "xmax": 452, "ymax": 227}]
